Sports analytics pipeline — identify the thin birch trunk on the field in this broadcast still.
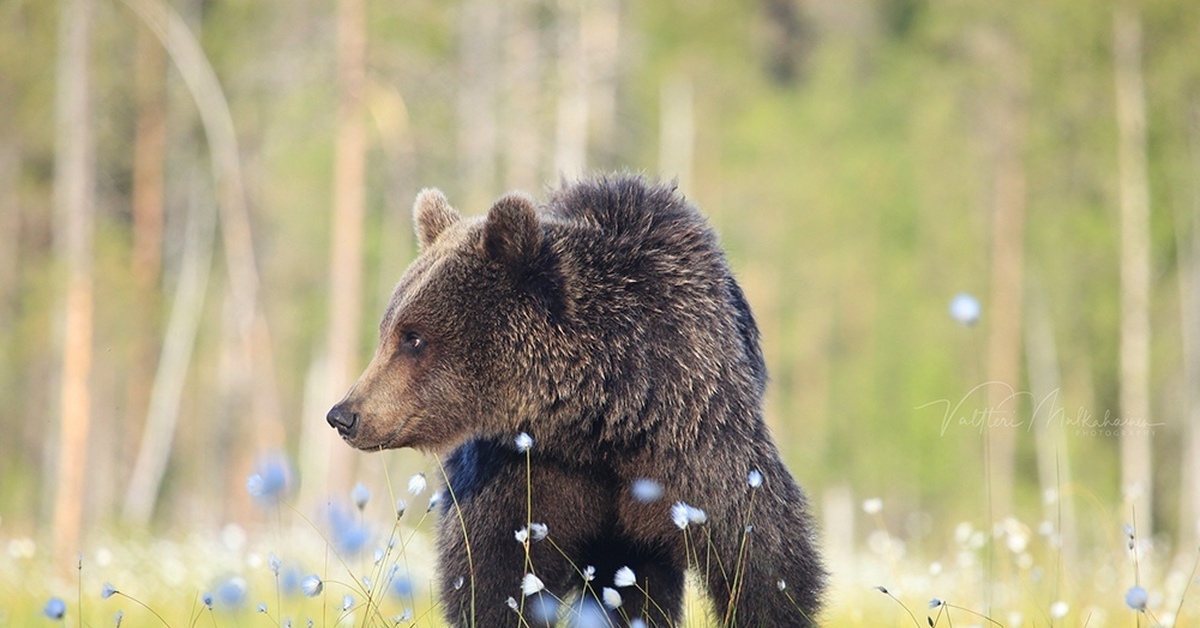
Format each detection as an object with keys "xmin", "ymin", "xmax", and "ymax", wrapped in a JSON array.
[
  {"xmin": 126, "ymin": 17, "xmax": 167, "ymax": 499},
  {"xmin": 982, "ymin": 31, "xmax": 1027, "ymax": 523},
  {"xmin": 458, "ymin": 0, "xmax": 499, "ymax": 207},
  {"xmin": 584, "ymin": 0, "xmax": 620, "ymax": 162},
  {"xmin": 119, "ymin": 0, "xmax": 272, "ymax": 524},
  {"xmin": 1178, "ymin": 103, "xmax": 1200, "ymax": 552},
  {"xmin": 306, "ymin": 0, "xmax": 367, "ymax": 505},
  {"xmin": 51, "ymin": 0, "xmax": 96, "ymax": 573},
  {"xmin": 659, "ymin": 74, "xmax": 694, "ymax": 194},
  {"xmin": 122, "ymin": 172, "xmax": 215, "ymax": 525},
  {"xmin": 1114, "ymin": 1, "xmax": 1153, "ymax": 535},
  {"xmin": 502, "ymin": 0, "xmax": 543, "ymax": 192},
  {"xmin": 1024, "ymin": 281, "xmax": 1078, "ymax": 568},
  {"xmin": 555, "ymin": 0, "xmax": 587, "ymax": 178}
]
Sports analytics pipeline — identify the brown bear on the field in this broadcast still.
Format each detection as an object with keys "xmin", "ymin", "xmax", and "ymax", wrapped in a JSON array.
[{"xmin": 327, "ymin": 176, "xmax": 824, "ymax": 626}]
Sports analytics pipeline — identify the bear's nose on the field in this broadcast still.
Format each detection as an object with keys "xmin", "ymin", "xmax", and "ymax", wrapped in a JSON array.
[{"xmin": 326, "ymin": 403, "xmax": 359, "ymax": 439}]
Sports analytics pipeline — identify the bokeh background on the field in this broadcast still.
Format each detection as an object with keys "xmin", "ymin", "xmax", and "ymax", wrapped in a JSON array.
[{"xmin": 3, "ymin": 0, "xmax": 1200, "ymax": 624}]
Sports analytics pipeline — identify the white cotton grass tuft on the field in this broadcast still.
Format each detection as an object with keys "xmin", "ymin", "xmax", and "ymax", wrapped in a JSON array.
[
  {"xmin": 506, "ymin": 597, "xmax": 519, "ymax": 612},
  {"xmin": 671, "ymin": 501, "xmax": 708, "ymax": 529},
  {"xmin": 522, "ymin": 573, "xmax": 545, "ymax": 596},
  {"xmin": 630, "ymin": 478, "xmax": 664, "ymax": 503},
  {"xmin": 862, "ymin": 498, "xmax": 883, "ymax": 515},
  {"xmin": 613, "ymin": 566, "xmax": 636, "ymax": 588},
  {"xmin": 300, "ymin": 574, "xmax": 322, "ymax": 597},
  {"xmin": 748, "ymin": 469, "xmax": 763, "ymax": 488},
  {"xmin": 515, "ymin": 523, "xmax": 549, "ymax": 543},
  {"xmin": 777, "ymin": 579, "xmax": 787, "ymax": 591},
  {"xmin": 515, "ymin": 432, "xmax": 534, "ymax": 452},
  {"xmin": 350, "ymin": 482, "xmax": 371, "ymax": 511},
  {"xmin": 583, "ymin": 565, "xmax": 596, "ymax": 581},
  {"xmin": 1049, "ymin": 600, "xmax": 1069, "ymax": 619},
  {"xmin": 427, "ymin": 490, "xmax": 443, "ymax": 512},
  {"xmin": 407, "ymin": 473, "xmax": 427, "ymax": 496},
  {"xmin": 601, "ymin": 587, "xmax": 623, "ymax": 610},
  {"xmin": 671, "ymin": 502, "xmax": 690, "ymax": 529}
]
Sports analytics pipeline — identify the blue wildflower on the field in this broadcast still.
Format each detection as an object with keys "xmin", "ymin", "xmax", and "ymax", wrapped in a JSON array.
[
  {"xmin": 1125, "ymin": 586, "xmax": 1148, "ymax": 611},
  {"xmin": 389, "ymin": 574, "xmax": 413, "ymax": 598},
  {"xmin": 201, "ymin": 592, "xmax": 214, "ymax": 609},
  {"xmin": 527, "ymin": 595, "xmax": 558, "ymax": 625},
  {"xmin": 949, "ymin": 293, "xmax": 981, "ymax": 326},
  {"xmin": 280, "ymin": 565, "xmax": 302, "ymax": 596},
  {"xmin": 101, "ymin": 582, "xmax": 117, "ymax": 599},
  {"xmin": 328, "ymin": 502, "xmax": 370, "ymax": 555},
  {"xmin": 246, "ymin": 451, "xmax": 292, "ymax": 504},
  {"xmin": 44, "ymin": 597, "xmax": 66, "ymax": 620},
  {"xmin": 215, "ymin": 576, "xmax": 247, "ymax": 608}
]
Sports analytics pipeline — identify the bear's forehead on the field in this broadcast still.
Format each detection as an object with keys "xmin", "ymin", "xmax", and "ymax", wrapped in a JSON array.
[{"xmin": 380, "ymin": 216, "xmax": 487, "ymax": 335}]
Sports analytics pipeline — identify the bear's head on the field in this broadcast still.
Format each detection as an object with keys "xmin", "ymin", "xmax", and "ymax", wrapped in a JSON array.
[{"xmin": 326, "ymin": 189, "xmax": 568, "ymax": 452}]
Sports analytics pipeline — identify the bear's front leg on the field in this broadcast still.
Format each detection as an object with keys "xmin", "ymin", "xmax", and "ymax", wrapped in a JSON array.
[{"xmin": 436, "ymin": 437, "xmax": 615, "ymax": 627}]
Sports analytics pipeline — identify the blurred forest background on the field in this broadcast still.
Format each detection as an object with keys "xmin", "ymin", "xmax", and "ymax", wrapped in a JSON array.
[{"xmin": 4, "ymin": 0, "xmax": 1200, "ymax": 603}]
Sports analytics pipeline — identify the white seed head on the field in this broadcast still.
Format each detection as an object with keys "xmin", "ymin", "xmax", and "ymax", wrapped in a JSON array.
[
  {"xmin": 613, "ymin": 566, "xmax": 636, "ymax": 588},
  {"xmin": 521, "ymin": 573, "xmax": 545, "ymax": 596}
]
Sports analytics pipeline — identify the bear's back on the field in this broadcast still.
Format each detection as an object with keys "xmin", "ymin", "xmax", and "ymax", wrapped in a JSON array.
[{"xmin": 543, "ymin": 176, "xmax": 713, "ymax": 251}]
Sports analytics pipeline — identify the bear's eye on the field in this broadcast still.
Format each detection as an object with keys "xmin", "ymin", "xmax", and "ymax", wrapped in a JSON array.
[{"xmin": 401, "ymin": 331, "xmax": 425, "ymax": 352}]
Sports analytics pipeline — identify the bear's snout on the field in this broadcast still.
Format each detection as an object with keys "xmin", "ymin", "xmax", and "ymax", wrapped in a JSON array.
[{"xmin": 326, "ymin": 403, "xmax": 359, "ymax": 439}]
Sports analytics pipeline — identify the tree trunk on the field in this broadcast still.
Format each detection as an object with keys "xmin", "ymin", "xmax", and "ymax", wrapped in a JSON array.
[
  {"xmin": 1114, "ymin": 0, "xmax": 1153, "ymax": 535},
  {"xmin": 118, "ymin": 0, "xmax": 272, "ymax": 524},
  {"xmin": 121, "ymin": 171, "xmax": 215, "ymax": 525},
  {"xmin": 981, "ymin": 29, "xmax": 1027, "ymax": 524},
  {"xmin": 126, "ymin": 15, "xmax": 167, "ymax": 509},
  {"xmin": 554, "ymin": 0, "xmax": 587, "ymax": 179},
  {"xmin": 501, "ymin": 0, "xmax": 543, "ymax": 192},
  {"xmin": 1178, "ymin": 102, "xmax": 1200, "ymax": 552},
  {"xmin": 0, "ymin": 143, "xmax": 18, "ymax": 339},
  {"xmin": 658, "ymin": 74, "xmax": 694, "ymax": 194},
  {"xmin": 458, "ymin": 0, "xmax": 499, "ymax": 206},
  {"xmin": 304, "ymin": 0, "xmax": 367, "ymax": 506},
  {"xmin": 51, "ymin": 0, "xmax": 96, "ymax": 573},
  {"xmin": 1024, "ymin": 281, "xmax": 1078, "ymax": 568},
  {"xmin": 584, "ymin": 0, "xmax": 620, "ymax": 164}
]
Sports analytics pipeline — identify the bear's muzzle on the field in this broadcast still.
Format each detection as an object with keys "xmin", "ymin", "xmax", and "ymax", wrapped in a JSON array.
[{"xmin": 326, "ymin": 403, "xmax": 359, "ymax": 440}]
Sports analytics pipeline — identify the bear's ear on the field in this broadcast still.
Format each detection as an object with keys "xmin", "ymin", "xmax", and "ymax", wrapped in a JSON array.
[
  {"xmin": 413, "ymin": 188, "xmax": 460, "ymax": 251},
  {"xmin": 483, "ymin": 192, "xmax": 541, "ymax": 266}
]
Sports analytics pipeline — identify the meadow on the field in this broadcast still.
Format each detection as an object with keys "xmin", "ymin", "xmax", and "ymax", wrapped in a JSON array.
[
  {"xmin": 5, "ymin": 0, "xmax": 1200, "ymax": 626},
  {"xmin": 5, "ymin": 445, "xmax": 1194, "ymax": 627}
]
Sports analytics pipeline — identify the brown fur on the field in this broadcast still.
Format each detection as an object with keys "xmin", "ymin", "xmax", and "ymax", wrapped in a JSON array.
[{"xmin": 328, "ymin": 175, "xmax": 825, "ymax": 626}]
